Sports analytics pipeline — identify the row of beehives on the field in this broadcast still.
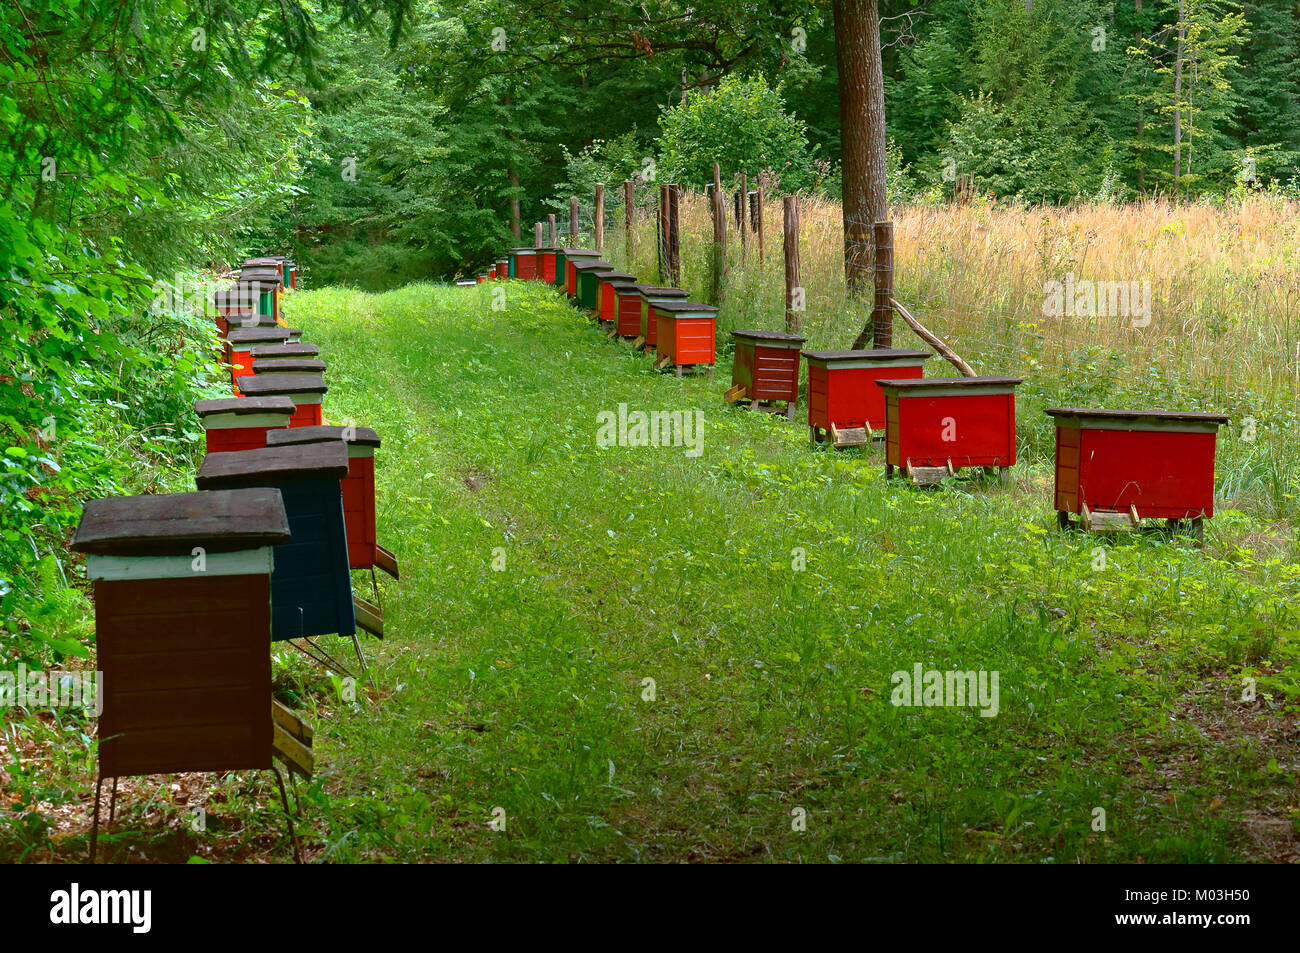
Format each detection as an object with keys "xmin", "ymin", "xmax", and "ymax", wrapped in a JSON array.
[
  {"xmin": 490, "ymin": 245, "xmax": 1228, "ymax": 542},
  {"xmin": 71, "ymin": 255, "xmax": 396, "ymax": 860}
]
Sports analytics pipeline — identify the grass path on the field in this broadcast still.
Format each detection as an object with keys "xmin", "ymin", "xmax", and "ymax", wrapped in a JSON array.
[{"xmin": 272, "ymin": 281, "xmax": 1299, "ymax": 863}]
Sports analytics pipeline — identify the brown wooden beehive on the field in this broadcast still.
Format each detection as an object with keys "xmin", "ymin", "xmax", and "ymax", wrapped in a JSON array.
[{"xmin": 70, "ymin": 489, "xmax": 292, "ymax": 778}]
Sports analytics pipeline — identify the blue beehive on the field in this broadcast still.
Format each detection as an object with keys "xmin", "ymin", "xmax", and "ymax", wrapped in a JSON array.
[{"xmin": 196, "ymin": 442, "xmax": 355, "ymax": 642}]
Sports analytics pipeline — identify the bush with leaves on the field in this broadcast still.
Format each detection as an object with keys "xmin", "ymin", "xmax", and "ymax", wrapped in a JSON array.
[{"xmin": 656, "ymin": 75, "xmax": 816, "ymax": 191}]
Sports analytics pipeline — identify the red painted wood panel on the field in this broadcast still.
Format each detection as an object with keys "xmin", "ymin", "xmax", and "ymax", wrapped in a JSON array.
[
  {"xmin": 643, "ymin": 304, "xmax": 660, "ymax": 349},
  {"xmin": 342, "ymin": 455, "xmax": 378, "ymax": 568},
  {"xmin": 600, "ymin": 282, "xmax": 617, "ymax": 321},
  {"xmin": 1060, "ymin": 426, "xmax": 1218, "ymax": 518},
  {"xmin": 657, "ymin": 314, "xmax": 715, "ymax": 366},
  {"xmin": 287, "ymin": 401, "xmax": 323, "ymax": 429},
  {"xmin": 887, "ymin": 392, "xmax": 1017, "ymax": 468},
  {"xmin": 205, "ymin": 426, "xmax": 285, "ymax": 454},
  {"xmin": 540, "ymin": 251, "xmax": 557, "ymax": 283},
  {"xmin": 752, "ymin": 345, "xmax": 799, "ymax": 401},
  {"xmin": 229, "ymin": 348, "xmax": 255, "ymax": 394},
  {"xmin": 515, "ymin": 253, "xmax": 537, "ymax": 280},
  {"xmin": 617, "ymin": 291, "xmax": 642, "ymax": 337},
  {"xmin": 1054, "ymin": 426, "xmax": 1081, "ymax": 511},
  {"xmin": 807, "ymin": 364, "xmax": 924, "ymax": 431}
]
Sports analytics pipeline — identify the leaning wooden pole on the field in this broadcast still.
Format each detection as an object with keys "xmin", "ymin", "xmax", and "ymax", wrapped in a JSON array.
[
  {"xmin": 755, "ymin": 187, "xmax": 764, "ymax": 261},
  {"xmin": 783, "ymin": 195, "xmax": 801, "ymax": 333},
  {"xmin": 594, "ymin": 183, "xmax": 605, "ymax": 255},
  {"xmin": 891, "ymin": 297, "xmax": 977, "ymax": 377}
]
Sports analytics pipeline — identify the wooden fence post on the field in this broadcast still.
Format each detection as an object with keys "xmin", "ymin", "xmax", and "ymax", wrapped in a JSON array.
[
  {"xmin": 594, "ymin": 183, "xmax": 605, "ymax": 255},
  {"xmin": 534, "ymin": 222, "xmax": 543, "ymax": 247},
  {"xmin": 569, "ymin": 197, "xmax": 579, "ymax": 245},
  {"xmin": 872, "ymin": 220, "xmax": 894, "ymax": 348},
  {"xmin": 712, "ymin": 180, "xmax": 733, "ymax": 299},
  {"xmin": 623, "ymin": 179, "xmax": 634, "ymax": 265},
  {"xmin": 657, "ymin": 184, "xmax": 669, "ymax": 284},
  {"xmin": 783, "ymin": 195, "xmax": 801, "ymax": 334},
  {"xmin": 739, "ymin": 173, "xmax": 748, "ymax": 263},
  {"xmin": 547, "ymin": 214, "xmax": 556, "ymax": 247},
  {"xmin": 755, "ymin": 188, "xmax": 764, "ymax": 260},
  {"xmin": 667, "ymin": 184, "xmax": 681, "ymax": 286}
]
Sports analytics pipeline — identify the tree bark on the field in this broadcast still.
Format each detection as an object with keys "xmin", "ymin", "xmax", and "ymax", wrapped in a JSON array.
[{"xmin": 834, "ymin": 0, "xmax": 889, "ymax": 303}]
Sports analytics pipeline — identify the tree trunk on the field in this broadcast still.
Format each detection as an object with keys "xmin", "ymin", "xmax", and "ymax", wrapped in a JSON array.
[
  {"xmin": 508, "ymin": 169, "xmax": 521, "ymax": 239},
  {"xmin": 1173, "ymin": 0, "xmax": 1185, "ymax": 200},
  {"xmin": 834, "ymin": 0, "xmax": 888, "ymax": 306}
]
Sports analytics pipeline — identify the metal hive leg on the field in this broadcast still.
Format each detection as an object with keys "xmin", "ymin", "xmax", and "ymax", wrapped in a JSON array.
[{"xmin": 270, "ymin": 766, "xmax": 302, "ymax": 864}]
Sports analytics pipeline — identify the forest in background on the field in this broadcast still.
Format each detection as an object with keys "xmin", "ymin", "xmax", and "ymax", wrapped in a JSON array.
[{"xmin": 3, "ymin": 0, "xmax": 1300, "ymax": 666}]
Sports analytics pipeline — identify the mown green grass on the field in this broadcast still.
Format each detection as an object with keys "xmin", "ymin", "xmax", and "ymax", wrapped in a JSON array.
[{"xmin": 259, "ymin": 280, "xmax": 1300, "ymax": 863}]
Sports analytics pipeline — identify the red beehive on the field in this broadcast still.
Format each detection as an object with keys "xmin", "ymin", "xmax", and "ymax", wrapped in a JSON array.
[
  {"xmin": 487, "ymin": 265, "xmax": 497, "ymax": 280},
  {"xmin": 538, "ymin": 247, "xmax": 558, "ymax": 283},
  {"xmin": 635, "ymin": 286, "xmax": 688, "ymax": 351},
  {"xmin": 653, "ymin": 300, "xmax": 718, "ymax": 375},
  {"xmin": 476, "ymin": 274, "xmax": 487, "ymax": 285},
  {"xmin": 225, "ymin": 326, "xmax": 293, "ymax": 393},
  {"xmin": 877, "ymin": 376, "xmax": 1022, "ymax": 480},
  {"xmin": 1045, "ymin": 408, "xmax": 1228, "ymax": 534},
  {"xmin": 611, "ymin": 281, "xmax": 646, "ymax": 338},
  {"xmin": 266, "ymin": 425, "xmax": 397, "ymax": 578},
  {"xmin": 728, "ymin": 330, "xmax": 807, "ymax": 417},
  {"xmin": 597, "ymin": 272, "xmax": 637, "ymax": 325},
  {"xmin": 497, "ymin": 258, "xmax": 509, "ymax": 279},
  {"xmin": 237, "ymin": 373, "xmax": 327, "ymax": 429},
  {"xmin": 70, "ymin": 489, "xmax": 291, "ymax": 779},
  {"xmin": 803, "ymin": 349, "xmax": 932, "ymax": 446},
  {"xmin": 195, "ymin": 396, "xmax": 296, "ymax": 453},
  {"xmin": 512, "ymin": 247, "xmax": 538, "ymax": 281}
]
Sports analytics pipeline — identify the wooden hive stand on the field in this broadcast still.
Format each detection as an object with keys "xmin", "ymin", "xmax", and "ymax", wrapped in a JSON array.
[
  {"xmin": 71, "ymin": 489, "xmax": 311, "ymax": 863},
  {"xmin": 727, "ymin": 329, "xmax": 807, "ymax": 419},
  {"xmin": 1046, "ymin": 408, "xmax": 1229, "ymax": 544}
]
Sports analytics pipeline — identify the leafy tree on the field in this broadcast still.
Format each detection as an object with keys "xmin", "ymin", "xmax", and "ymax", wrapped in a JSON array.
[{"xmin": 656, "ymin": 74, "xmax": 816, "ymax": 190}]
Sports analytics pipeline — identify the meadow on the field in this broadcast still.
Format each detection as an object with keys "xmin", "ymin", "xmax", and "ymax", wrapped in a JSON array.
[{"xmin": 4, "ymin": 200, "xmax": 1299, "ymax": 863}]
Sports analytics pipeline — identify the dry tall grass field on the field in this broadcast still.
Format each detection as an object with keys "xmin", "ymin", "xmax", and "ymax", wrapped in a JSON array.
[{"xmin": 606, "ymin": 194, "xmax": 1300, "ymax": 520}]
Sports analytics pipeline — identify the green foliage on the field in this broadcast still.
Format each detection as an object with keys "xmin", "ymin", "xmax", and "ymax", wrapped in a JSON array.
[{"xmin": 656, "ymin": 75, "xmax": 817, "ymax": 191}]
